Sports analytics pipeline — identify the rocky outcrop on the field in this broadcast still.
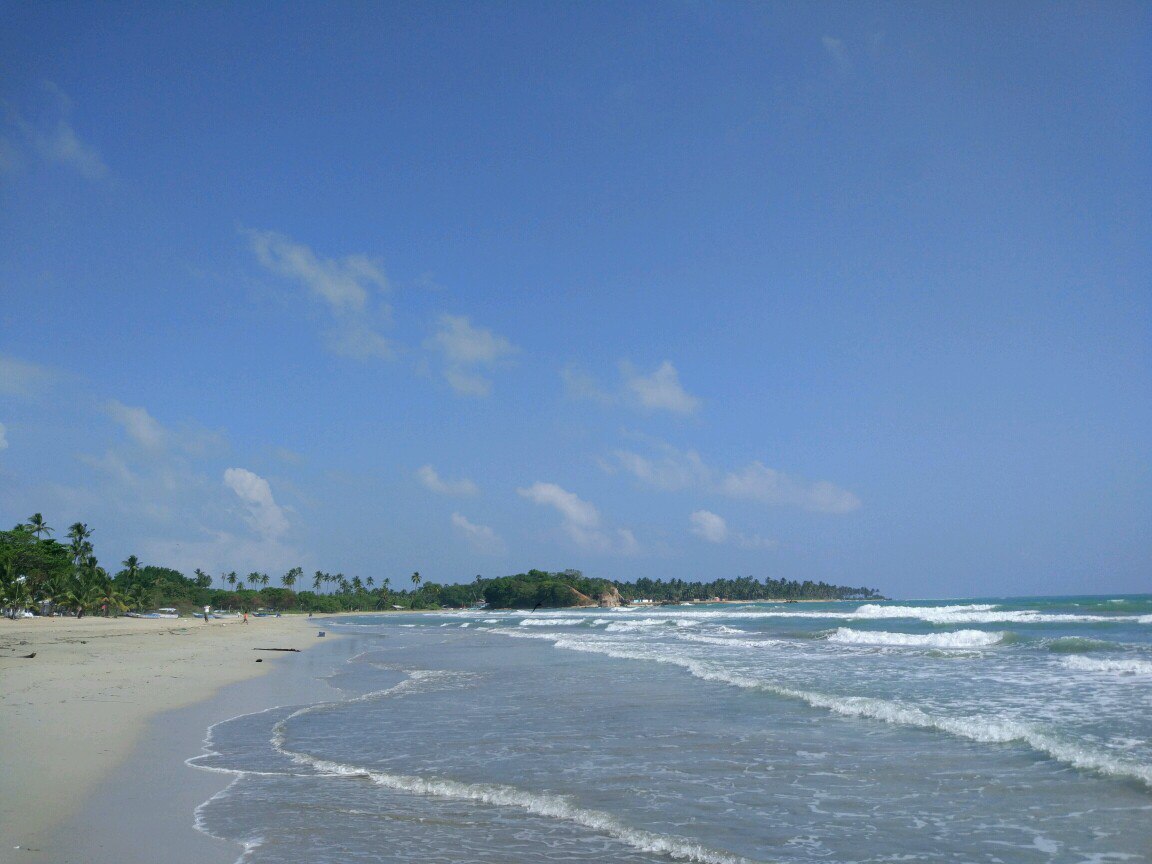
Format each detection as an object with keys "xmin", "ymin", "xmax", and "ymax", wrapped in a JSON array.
[
  {"xmin": 567, "ymin": 584, "xmax": 623, "ymax": 608},
  {"xmin": 597, "ymin": 585, "xmax": 623, "ymax": 607}
]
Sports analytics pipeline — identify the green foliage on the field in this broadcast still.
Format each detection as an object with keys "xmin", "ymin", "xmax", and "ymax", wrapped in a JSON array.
[
  {"xmin": 482, "ymin": 569, "xmax": 613, "ymax": 609},
  {"xmin": 3, "ymin": 513, "xmax": 883, "ymax": 618},
  {"xmin": 614, "ymin": 574, "xmax": 882, "ymax": 603}
]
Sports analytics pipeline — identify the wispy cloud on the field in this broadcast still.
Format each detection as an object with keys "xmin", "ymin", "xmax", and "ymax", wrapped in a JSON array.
[
  {"xmin": 425, "ymin": 314, "xmax": 517, "ymax": 396},
  {"xmin": 107, "ymin": 401, "xmax": 166, "ymax": 450},
  {"xmin": 104, "ymin": 401, "xmax": 222, "ymax": 457},
  {"xmin": 564, "ymin": 360, "xmax": 700, "ymax": 415},
  {"xmin": 821, "ymin": 35, "xmax": 851, "ymax": 72},
  {"xmin": 246, "ymin": 229, "xmax": 394, "ymax": 359},
  {"xmin": 612, "ymin": 439, "xmax": 861, "ymax": 515},
  {"xmin": 517, "ymin": 481, "xmax": 640, "ymax": 555},
  {"xmin": 223, "ymin": 467, "xmax": 290, "ymax": 541},
  {"xmin": 689, "ymin": 509, "xmax": 777, "ymax": 549},
  {"xmin": 0, "ymin": 354, "xmax": 56, "ymax": 397},
  {"xmin": 417, "ymin": 465, "xmax": 479, "ymax": 497},
  {"xmin": 721, "ymin": 461, "xmax": 860, "ymax": 514},
  {"xmin": 609, "ymin": 439, "xmax": 711, "ymax": 491},
  {"xmin": 621, "ymin": 360, "xmax": 700, "ymax": 414},
  {"xmin": 689, "ymin": 509, "xmax": 728, "ymax": 543},
  {"xmin": 4, "ymin": 83, "xmax": 108, "ymax": 180},
  {"xmin": 451, "ymin": 512, "xmax": 506, "ymax": 555}
]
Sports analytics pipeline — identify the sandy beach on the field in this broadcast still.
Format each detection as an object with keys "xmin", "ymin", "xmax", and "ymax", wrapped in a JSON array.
[{"xmin": 0, "ymin": 614, "xmax": 339, "ymax": 863}]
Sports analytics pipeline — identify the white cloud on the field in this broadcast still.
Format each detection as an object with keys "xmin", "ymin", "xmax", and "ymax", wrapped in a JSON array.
[
  {"xmin": 517, "ymin": 481, "xmax": 640, "ymax": 555},
  {"xmin": 612, "ymin": 438, "xmax": 860, "ymax": 515},
  {"xmin": 426, "ymin": 315, "xmax": 517, "ymax": 396},
  {"xmin": 451, "ymin": 512, "xmax": 505, "ymax": 555},
  {"xmin": 621, "ymin": 360, "xmax": 700, "ymax": 415},
  {"xmin": 0, "ymin": 354, "xmax": 55, "ymax": 397},
  {"xmin": 565, "ymin": 360, "xmax": 700, "ymax": 415},
  {"xmin": 247, "ymin": 229, "xmax": 394, "ymax": 359},
  {"xmin": 689, "ymin": 508, "xmax": 777, "ymax": 549},
  {"xmin": 103, "ymin": 401, "xmax": 221, "ymax": 457},
  {"xmin": 518, "ymin": 481, "xmax": 600, "ymax": 528},
  {"xmin": 418, "ymin": 465, "xmax": 479, "ymax": 497},
  {"xmin": 0, "ymin": 421, "xmax": 8, "ymax": 451},
  {"xmin": 721, "ymin": 461, "xmax": 861, "ymax": 514},
  {"xmin": 7, "ymin": 83, "xmax": 108, "ymax": 180},
  {"xmin": 612, "ymin": 442, "xmax": 711, "ymax": 491},
  {"xmin": 107, "ymin": 401, "xmax": 166, "ymax": 450},
  {"xmin": 689, "ymin": 510, "xmax": 729, "ymax": 543},
  {"xmin": 223, "ymin": 467, "xmax": 289, "ymax": 540}
]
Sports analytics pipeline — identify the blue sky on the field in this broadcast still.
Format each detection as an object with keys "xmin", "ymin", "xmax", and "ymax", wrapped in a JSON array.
[{"xmin": 1, "ymin": 2, "xmax": 1149, "ymax": 599}]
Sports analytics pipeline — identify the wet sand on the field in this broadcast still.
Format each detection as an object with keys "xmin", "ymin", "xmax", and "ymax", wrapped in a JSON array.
[{"xmin": 0, "ymin": 614, "xmax": 341, "ymax": 863}]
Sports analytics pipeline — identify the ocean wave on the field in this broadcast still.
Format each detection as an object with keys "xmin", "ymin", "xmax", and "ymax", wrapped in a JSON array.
[
  {"xmin": 604, "ymin": 619, "xmax": 675, "ymax": 633},
  {"xmin": 518, "ymin": 617, "xmax": 587, "ymax": 627},
  {"xmin": 826, "ymin": 628, "xmax": 1005, "ymax": 648},
  {"xmin": 538, "ymin": 633, "xmax": 1152, "ymax": 789},
  {"xmin": 1060, "ymin": 656, "xmax": 1152, "ymax": 676},
  {"xmin": 273, "ymin": 748, "xmax": 759, "ymax": 864},
  {"xmin": 1046, "ymin": 637, "xmax": 1119, "ymax": 654}
]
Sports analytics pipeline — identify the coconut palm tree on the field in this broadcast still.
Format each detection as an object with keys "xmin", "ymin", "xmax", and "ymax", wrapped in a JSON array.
[
  {"xmin": 313, "ymin": 570, "xmax": 324, "ymax": 591},
  {"xmin": 67, "ymin": 523, "xmax": 93, "ymax": 566},
  {"xmin": 411, "ymin": 571, "xmax": 421, "ymax": 588},
  {"xmin": 282, "ymin": 567, "xmax": 301, "ymax": 590},
  {"xmin": 25, "ymin": 513, "xmax": 53, "ymax": 540},
  {"xmin": 121, "ymin": 554, "xmax": 141, "ymax": 581},
  {"xmin": 226, "ymin": 571, "xmax": 238, "ymax": 589}
]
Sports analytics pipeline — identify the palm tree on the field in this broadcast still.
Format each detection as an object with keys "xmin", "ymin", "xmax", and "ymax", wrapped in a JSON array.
[
  {"xmin": 282, "ymin": 567, "xmax": 301, "ymax": 590},
  {"xmin": 193, "ymin": 568, "xmax": 212, "ymax": 589},
  {"xmin": 67, "ymin": 522, "xmax": 93, "ymax": 566},
  {"xmin": 121, "ymin": 554, "xmax": 141, "ymax": 581},
  {"xmin": 365, "ymin": 576, "xmax": 375, "ymax": 590},
  {"xmin": 411, "ymin": 571, "xmax": 421, "ymax": 589},
  {"xmin": 26, "ymin": 513, "xmax": 53, "ymax": 540},
  {"xmin": 313, "ymin": 570, "xmax": 324, "ymax": 591},
  {"xmin": 226, "ymin": 571, "xmax": 238, "ymax": 589}
]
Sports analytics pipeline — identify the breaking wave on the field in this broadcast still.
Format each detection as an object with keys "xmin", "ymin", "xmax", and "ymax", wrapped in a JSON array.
[{"xmin": 827, "ymin": 628, "xmax": 1005, "ymax": 648}]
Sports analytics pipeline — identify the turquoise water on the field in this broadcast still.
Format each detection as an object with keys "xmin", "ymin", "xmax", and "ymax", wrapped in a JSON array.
[{"xmin": 190, "ymin": 595, "xmax": 1152, "ymax": 863}]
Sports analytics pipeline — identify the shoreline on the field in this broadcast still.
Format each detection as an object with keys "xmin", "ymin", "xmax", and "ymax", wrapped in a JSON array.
[{"xmin": 0, "ymin": 614, "xmax": 350, "ymax": 863}]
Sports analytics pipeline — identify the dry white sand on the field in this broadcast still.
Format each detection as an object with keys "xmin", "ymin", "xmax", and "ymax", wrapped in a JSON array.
[{"xmin": 0, "ymin": 614, "xmax": 333, "ymax": 862}]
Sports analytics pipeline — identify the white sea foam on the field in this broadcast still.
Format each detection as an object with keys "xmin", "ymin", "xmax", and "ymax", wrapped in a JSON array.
[
  {"xmin": 1061, "ymin": 656, "xmax": 1152, "ymax": 676},
  {"xmin": 519, "ymin": 617, "xmax": 586, "ymax": 627},
  {"xmin": 827, "ymin": 628, "xmax": 1004, "ymax": 648},
  {"xmin": 273, "ymin": 746, "xmax": 759, "ymax": 864},
  {"xmin": 604, "ymin": 618, "xmax": 674, "ymax": 632},
  {"xmin": 526, "ymin": 630, "xmax": 1152, "ymax": 789}
]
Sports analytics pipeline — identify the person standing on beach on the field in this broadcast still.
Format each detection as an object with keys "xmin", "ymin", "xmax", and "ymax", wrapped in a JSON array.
[
  {"xmin": 203, "ymin": 605, "xmax": 210, "ymax": 623},
  {"xmin": 243, "ymin": 611, "xmax": 248, "ymax": 624}
]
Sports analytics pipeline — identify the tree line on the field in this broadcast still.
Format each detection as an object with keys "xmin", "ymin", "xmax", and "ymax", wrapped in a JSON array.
[{"xmin": 2, "ymin": 514, "xmax": 882, "ymax": 618}]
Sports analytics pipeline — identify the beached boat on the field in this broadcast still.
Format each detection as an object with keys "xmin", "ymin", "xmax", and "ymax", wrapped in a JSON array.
[{"xmin": 127, "ymin": 607, "xmax": 181, "ymax": 619}]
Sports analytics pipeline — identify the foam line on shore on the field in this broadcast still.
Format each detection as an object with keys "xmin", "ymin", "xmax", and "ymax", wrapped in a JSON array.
[{"xmin": 500, "ymin": 629, "xmax": 1152, "ymax": 789}]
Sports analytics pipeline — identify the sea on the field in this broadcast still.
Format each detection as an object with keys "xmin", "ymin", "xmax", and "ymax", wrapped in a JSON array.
[{"xmin": 189, "ymin": 595, "xmax": 1152, "ymax": 864}]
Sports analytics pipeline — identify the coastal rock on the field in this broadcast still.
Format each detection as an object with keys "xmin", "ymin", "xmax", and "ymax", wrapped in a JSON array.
[{"xmin": 597, "ymin": 585, "xmax": 623, "ymax": 607}]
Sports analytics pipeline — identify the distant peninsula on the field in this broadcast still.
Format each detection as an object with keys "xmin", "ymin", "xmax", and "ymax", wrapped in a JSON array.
[{"xmin": 479, "ymin": 569, "xmax": 883, "ymax": 610}]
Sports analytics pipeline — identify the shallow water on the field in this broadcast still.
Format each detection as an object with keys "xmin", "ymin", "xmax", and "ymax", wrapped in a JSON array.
[{"xmin": 191, "ymin": 595, "xmax": 1152, "ymax": 863}]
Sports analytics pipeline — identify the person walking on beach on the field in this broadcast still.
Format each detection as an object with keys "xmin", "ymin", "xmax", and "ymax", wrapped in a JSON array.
[{"xmin": 243, "ymin": 611, "xmax": 248, "ymax": 624}]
